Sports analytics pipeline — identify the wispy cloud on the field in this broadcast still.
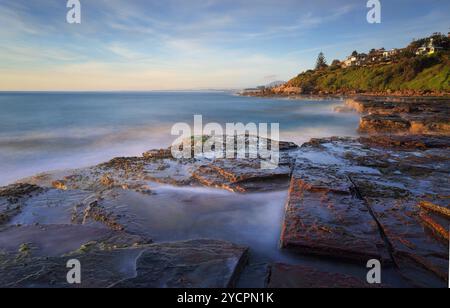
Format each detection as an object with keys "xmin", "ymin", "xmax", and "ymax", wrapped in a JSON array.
[{"xmin": 0, "ymin": 0, "xmax": 449, "ymax": 90}]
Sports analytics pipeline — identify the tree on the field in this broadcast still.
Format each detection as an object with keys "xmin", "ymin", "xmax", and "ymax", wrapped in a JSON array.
[
  {"xmin": 315, "ymin": 52, "xmax": 328, "ymax": 70},
  {"xmin": 331, "ymin": 59, "xmax": 341, "ymax": 67},
  {"xmin": 351, "ymin": 50, "xmax": 358, "ymax": 57}
]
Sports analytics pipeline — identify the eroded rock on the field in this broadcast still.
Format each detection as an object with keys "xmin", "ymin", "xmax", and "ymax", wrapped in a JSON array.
[{"xmin": 344, "ymin": 97, "xmax": 450, "ymax": 135}]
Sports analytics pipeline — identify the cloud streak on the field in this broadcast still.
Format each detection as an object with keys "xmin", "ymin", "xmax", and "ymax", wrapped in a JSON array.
[{"xmin": 0, "ymin": 0, "xmax": 449, "ymax": 90}]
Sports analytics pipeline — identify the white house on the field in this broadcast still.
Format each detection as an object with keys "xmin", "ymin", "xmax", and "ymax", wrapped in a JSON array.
[
  {"xmin": 383, "ymin": 49, "xmax": 400, "ymax": 58},
  {"xmin": 416, "ymin": 38, "xmax": 443, "ymax": 56}
]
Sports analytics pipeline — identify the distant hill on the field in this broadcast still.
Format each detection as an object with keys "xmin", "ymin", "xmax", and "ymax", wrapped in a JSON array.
[{"xmin": 274, "ymin": 33, "xmax": 450, "ymax": 96}]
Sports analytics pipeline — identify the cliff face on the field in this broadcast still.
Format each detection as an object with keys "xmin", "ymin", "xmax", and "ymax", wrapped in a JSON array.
[{"xmin": 271, "ymin": 53, "xmax": 450, "ymax": 97}]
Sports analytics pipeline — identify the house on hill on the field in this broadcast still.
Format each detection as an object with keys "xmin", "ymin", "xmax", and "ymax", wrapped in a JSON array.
[
  {"xmin": 416, "ymin": 38, "xmax": 443, "ymax": 56},
  {"xmin": 369, "ymin": 48, "xmax": 385, "ymax": 63},
  {"xmin": 383, "ymin": 48, "xmax": 402, "ymax": 59},
  {"xmin": 341, "ymin": 53, "xmax": 368, "ymax": 68}
]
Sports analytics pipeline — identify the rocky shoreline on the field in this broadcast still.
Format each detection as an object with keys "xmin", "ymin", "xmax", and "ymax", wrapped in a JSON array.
[
  {"xmin": 0, "ymin": 97, "xmax": 449, "ymax": 288},
  {"xmin": 240, "ymin": 84, "xmax": 450, "ymax": 97}
]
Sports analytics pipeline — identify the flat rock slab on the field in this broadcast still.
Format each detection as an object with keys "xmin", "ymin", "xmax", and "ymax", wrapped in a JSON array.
[
  {"xmin": 192, "ymin": 157, "xmax": 292, "ymax": 193},
  {"xmin": 0, "ymin": 239, "xmax": 248, "ymax": 288},
  {"xmin": 0, "ymin": 225, "xmax": 148, "ymax": 257},
  {"xmin": 267, "ymin": 263, "xmax": 376, "ymax": 288},
  {"xmin": 344, "ymin": 98, "xmax": 450, "ymax": 135},
  {"xmin": 354, "ymin": 137, "xmax": 449, "ymax": 286},
  {"xmin": 0, "ymin": 184, "xmax": 43, "ymax": 225},
  {"xmin": 350, "ymin": 174, "xmax": 449, "ymax": 287},
  {"xmin": 19, "ymin": 137, "xmax": 296, "ymax": 194},
  {"xmin": 284, "ymin": 136, "xmax": 449, "ymax": 287},
  {"xmin": 115, "ymin": 240, "xmax": 249, "ymax": 288},
  {"xmin": 281, "ymin": 162, "xmax": 389, "ymax": 264},
  {"xmin": 0, "ymin": 247, "xmax": 145, "ymax": 288},
  {"xmin": 9, "ymin": 188, "xmax": 93, "ymax": 226}
]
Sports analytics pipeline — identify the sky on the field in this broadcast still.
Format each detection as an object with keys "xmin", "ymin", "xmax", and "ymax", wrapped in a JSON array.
[{"xmin": 0, "ymin": 0, "xmax": 449, "ymax": 91}]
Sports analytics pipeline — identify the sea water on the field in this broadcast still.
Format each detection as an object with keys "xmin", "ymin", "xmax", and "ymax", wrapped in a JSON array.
[{"xmin": 0, "ymin": 91, "xmax": 360, "ymax": 185}]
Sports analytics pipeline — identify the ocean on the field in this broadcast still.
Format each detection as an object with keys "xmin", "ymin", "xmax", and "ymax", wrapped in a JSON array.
[{"xmin": 0, "ymin": 91, "xmax": 360, "ymax": 186}]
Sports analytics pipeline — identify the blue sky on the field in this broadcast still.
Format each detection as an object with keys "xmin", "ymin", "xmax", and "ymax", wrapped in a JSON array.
[{"xmin": 0, "ymin": 0, "xmax": 449, "ymax": 90}]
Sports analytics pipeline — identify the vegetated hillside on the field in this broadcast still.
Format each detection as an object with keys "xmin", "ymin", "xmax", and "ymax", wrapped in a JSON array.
[{"xmin": 283, "ymin": 35, "xmax": 450, "ymax": 95}]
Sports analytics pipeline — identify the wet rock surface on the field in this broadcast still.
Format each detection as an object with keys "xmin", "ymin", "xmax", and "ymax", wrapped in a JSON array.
[
  {"xmin": 280, "ymin": 135, "xmax": 449, "ymax": 287},
  {"xmin": 344, "ymin": 97, "xmax": 450, "ymax": 135},
  {"xmin": 115, "ymin": 240, "xmax": 248, "ymax": 288},
  {"xmin": 1, "ymin": 131, "xmax": 449, "ymax": 288},
  {"xmin": 267, "ymin": 263, "xmax": 377, "ymax": 288},
  {"xmin": 0, "ymin": 230, "xmax": 247, "ymax": 288},
  {"xmin": 0, "ymin": 184, "xmax": 43, "ymax": 225},
  {"xmin": 281, "ymin": 162, "xmax": 390, "ymax": 263},
  {"xmin": 0, "ymin": 137, "xmax": 291, "ymax": 288}
]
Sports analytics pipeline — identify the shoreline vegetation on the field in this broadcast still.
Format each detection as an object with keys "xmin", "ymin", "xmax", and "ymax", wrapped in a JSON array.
[{"xmin": 241, "ymin": 33, "xmax": 450, "ymax": 98}]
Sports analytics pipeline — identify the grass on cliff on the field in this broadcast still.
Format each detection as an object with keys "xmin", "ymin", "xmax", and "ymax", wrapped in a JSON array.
[{"xmin": 287, "ymin": 53, "xmax": 450, "ymax": 93}]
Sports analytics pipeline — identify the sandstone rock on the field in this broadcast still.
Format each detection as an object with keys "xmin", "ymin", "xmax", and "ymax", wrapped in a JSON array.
[
  {"xmin": 283, "ymin": 136, "xmax": 449, "ymax": 287},
  {"xmin": 191, "ymin": 156, "xmax": 292, "ymax": 193},
  {"xmin": 0, "ymin": 184, "xmax": 43, "ymax": 225},
  {"xmin": 419, "ymin": 201, "xmax": 450, "ymax": 220},
  {"xmin": 267, "ymin": 263, "xmax": 376, "ymax": 288},
  {"xmin": 281, "ymin": 161, "xmax": 389, "ymax": 263},
  {"xmin": 143, "ymin": 149, "xmax": 173, "ymax": 160},
  {"xmin": 359, "ymin": 115, "xmax": 411, "ymax": 134},
  {"xmin": 359, "ymin": 135, "xmax": 450, "ymax": 150},
  {"xmin": 17, "ymin": 136, "xmax": 297, "ymax": 194},
  {"xmin": 0, "ymin": 238, "xmax": 248, "ymax": 288},
  {"xmin": 344, "ymin": 97, "xmax": 450, "ymax": 135},
  {"xmin": 419, "ymin": 212, "xmax": 449, "ymax": 242},
  {"xmin": 115, "ymin": 240, "xmax": 249, "ymax": 288},
  {"xmin": 9, "ymin": 188, "xmax": 93, "ymax": 226},
  {"xmin": 100, "ymin": 174, "xmax": 115, "ymax": 187},
  {"xmin": 52, "ymin": 180, "xmax": 68, "ymax": 190},
  {"xmin": 334, "ymin": 106, "xmax": 356, "ymax": 113},
  {"xmin": 0, "ymin": 183, "xmax": 42, "ymax": 200},
  {"xmin": 0, "ymin": 247, "xmax": 146, "ymax": 288},
  {"xmin": 0, "ymin": 224, "xmax": 150, "ymax": 258},
  {"xmin": 76, "ymin": 200, "xmax": 125, "ymax": 232}
]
